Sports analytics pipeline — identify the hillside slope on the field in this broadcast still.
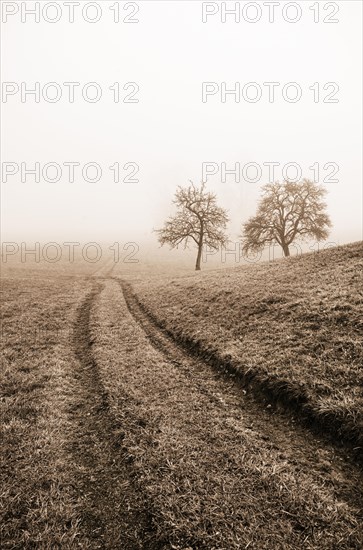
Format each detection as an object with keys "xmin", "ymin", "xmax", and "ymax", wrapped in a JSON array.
[{"xmin": 127, "ymin": 242, "xmax": 363, "ymax": 447}]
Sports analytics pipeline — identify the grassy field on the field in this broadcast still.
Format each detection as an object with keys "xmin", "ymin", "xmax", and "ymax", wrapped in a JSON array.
[
  {"xmin": 0, "ymin": 261, "xmax": 158, "ymax": 549},
  {"xmin": 1, "ymin": 247, "xmax": 363, "ymax": 548},
  {"xmin": 93, "ymin": 278, "xmax": 363, "ymax": 548},
  {"xmin": 126, "ymin": 242, "xmax": 363, "ymax": 448},
  {"xmin": 1, "ymin": 271, "xmax": 92, "ymax": 547}
]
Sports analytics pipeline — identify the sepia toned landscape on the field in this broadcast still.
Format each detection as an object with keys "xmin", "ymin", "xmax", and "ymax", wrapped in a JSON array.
[
  {"xmin": 1, "ymin": 240, "xmax": 363, "ymax": 549},
  {"xmin": 1, "ymin": 1, "xmax": 362, "ymax": 548}
]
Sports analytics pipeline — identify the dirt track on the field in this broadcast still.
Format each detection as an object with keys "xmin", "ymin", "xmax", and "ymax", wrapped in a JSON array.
[
  {"xmin": 70, "ymin": 279, "xmax": 158, "ymax": 549},
  {"xmin": 68, "ymin": 273, "xmax": 363, "ymax": 548}
]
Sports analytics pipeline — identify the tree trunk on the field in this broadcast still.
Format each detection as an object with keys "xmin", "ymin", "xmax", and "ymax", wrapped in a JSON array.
[
  {"xmin": 195, "ymin": 243, "xmax": 203, "ymax": 270},
  {"xmin": 282, "ymin": 242, "xmax": 290, "ymax": 257}
]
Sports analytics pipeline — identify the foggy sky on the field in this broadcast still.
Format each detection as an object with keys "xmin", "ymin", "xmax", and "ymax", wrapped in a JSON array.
[{"xmin": 1, "ymin": 1, "xmax": 362, "ymax": 261}]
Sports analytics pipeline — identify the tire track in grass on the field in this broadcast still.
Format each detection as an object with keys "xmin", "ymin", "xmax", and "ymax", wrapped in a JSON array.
[
  {"xmin": 120, "ymin": 280, "xmax": 363, "ymax": 459},
  {"xmin": 70, "ymin": 279, "xmax": 160, "ymax": 549},
  {"xmin": 118, "ymin": 279, "xmax": 363, "ymax": 516}
]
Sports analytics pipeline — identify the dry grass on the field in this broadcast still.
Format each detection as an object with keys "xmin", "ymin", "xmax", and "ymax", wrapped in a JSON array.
[
  {"xmin": 1, "ymin": 261, "xmax": 158, "ymax": 548},
  {"xmin": 0, "ymin": 267, "xmax": 111, "ymax": 548},
  {"xmin": 91, "ymin": 278, "xmax": 363, "ymax": 549},
  {"xmin": 2, "ymin": 247, "xmax": 362, "ymax": 549},
  {"xmin": 126, "ymin": 242, "xmax": 363, "ymax": 447}
]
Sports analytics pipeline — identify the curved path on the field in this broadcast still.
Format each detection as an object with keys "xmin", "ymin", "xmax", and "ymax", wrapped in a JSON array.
[
  {"xmin": 70, "ymin": 280, "xmax": 159, "ymax": 549},
  {"xmin": 69, "ymin": 273, "xmax": 363, "ymax": 548}
]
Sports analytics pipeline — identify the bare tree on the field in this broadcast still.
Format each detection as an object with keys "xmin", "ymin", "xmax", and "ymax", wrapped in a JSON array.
[
  {"xmin": 155, "ymin": 181, "xmax": 229, "ymax": 270},
  {"xmin": 241, "ymin": 179, "xmax": 332, "ymax": 257}
]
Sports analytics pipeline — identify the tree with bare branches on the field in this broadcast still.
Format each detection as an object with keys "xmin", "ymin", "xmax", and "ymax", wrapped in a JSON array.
[
  {"xmin": 241, "ymin": 179, "xmax": 332, "ymax": 257},
  {"xmin": 155, "ymin": 181, "xmax": 229, "ymax": 270}
]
